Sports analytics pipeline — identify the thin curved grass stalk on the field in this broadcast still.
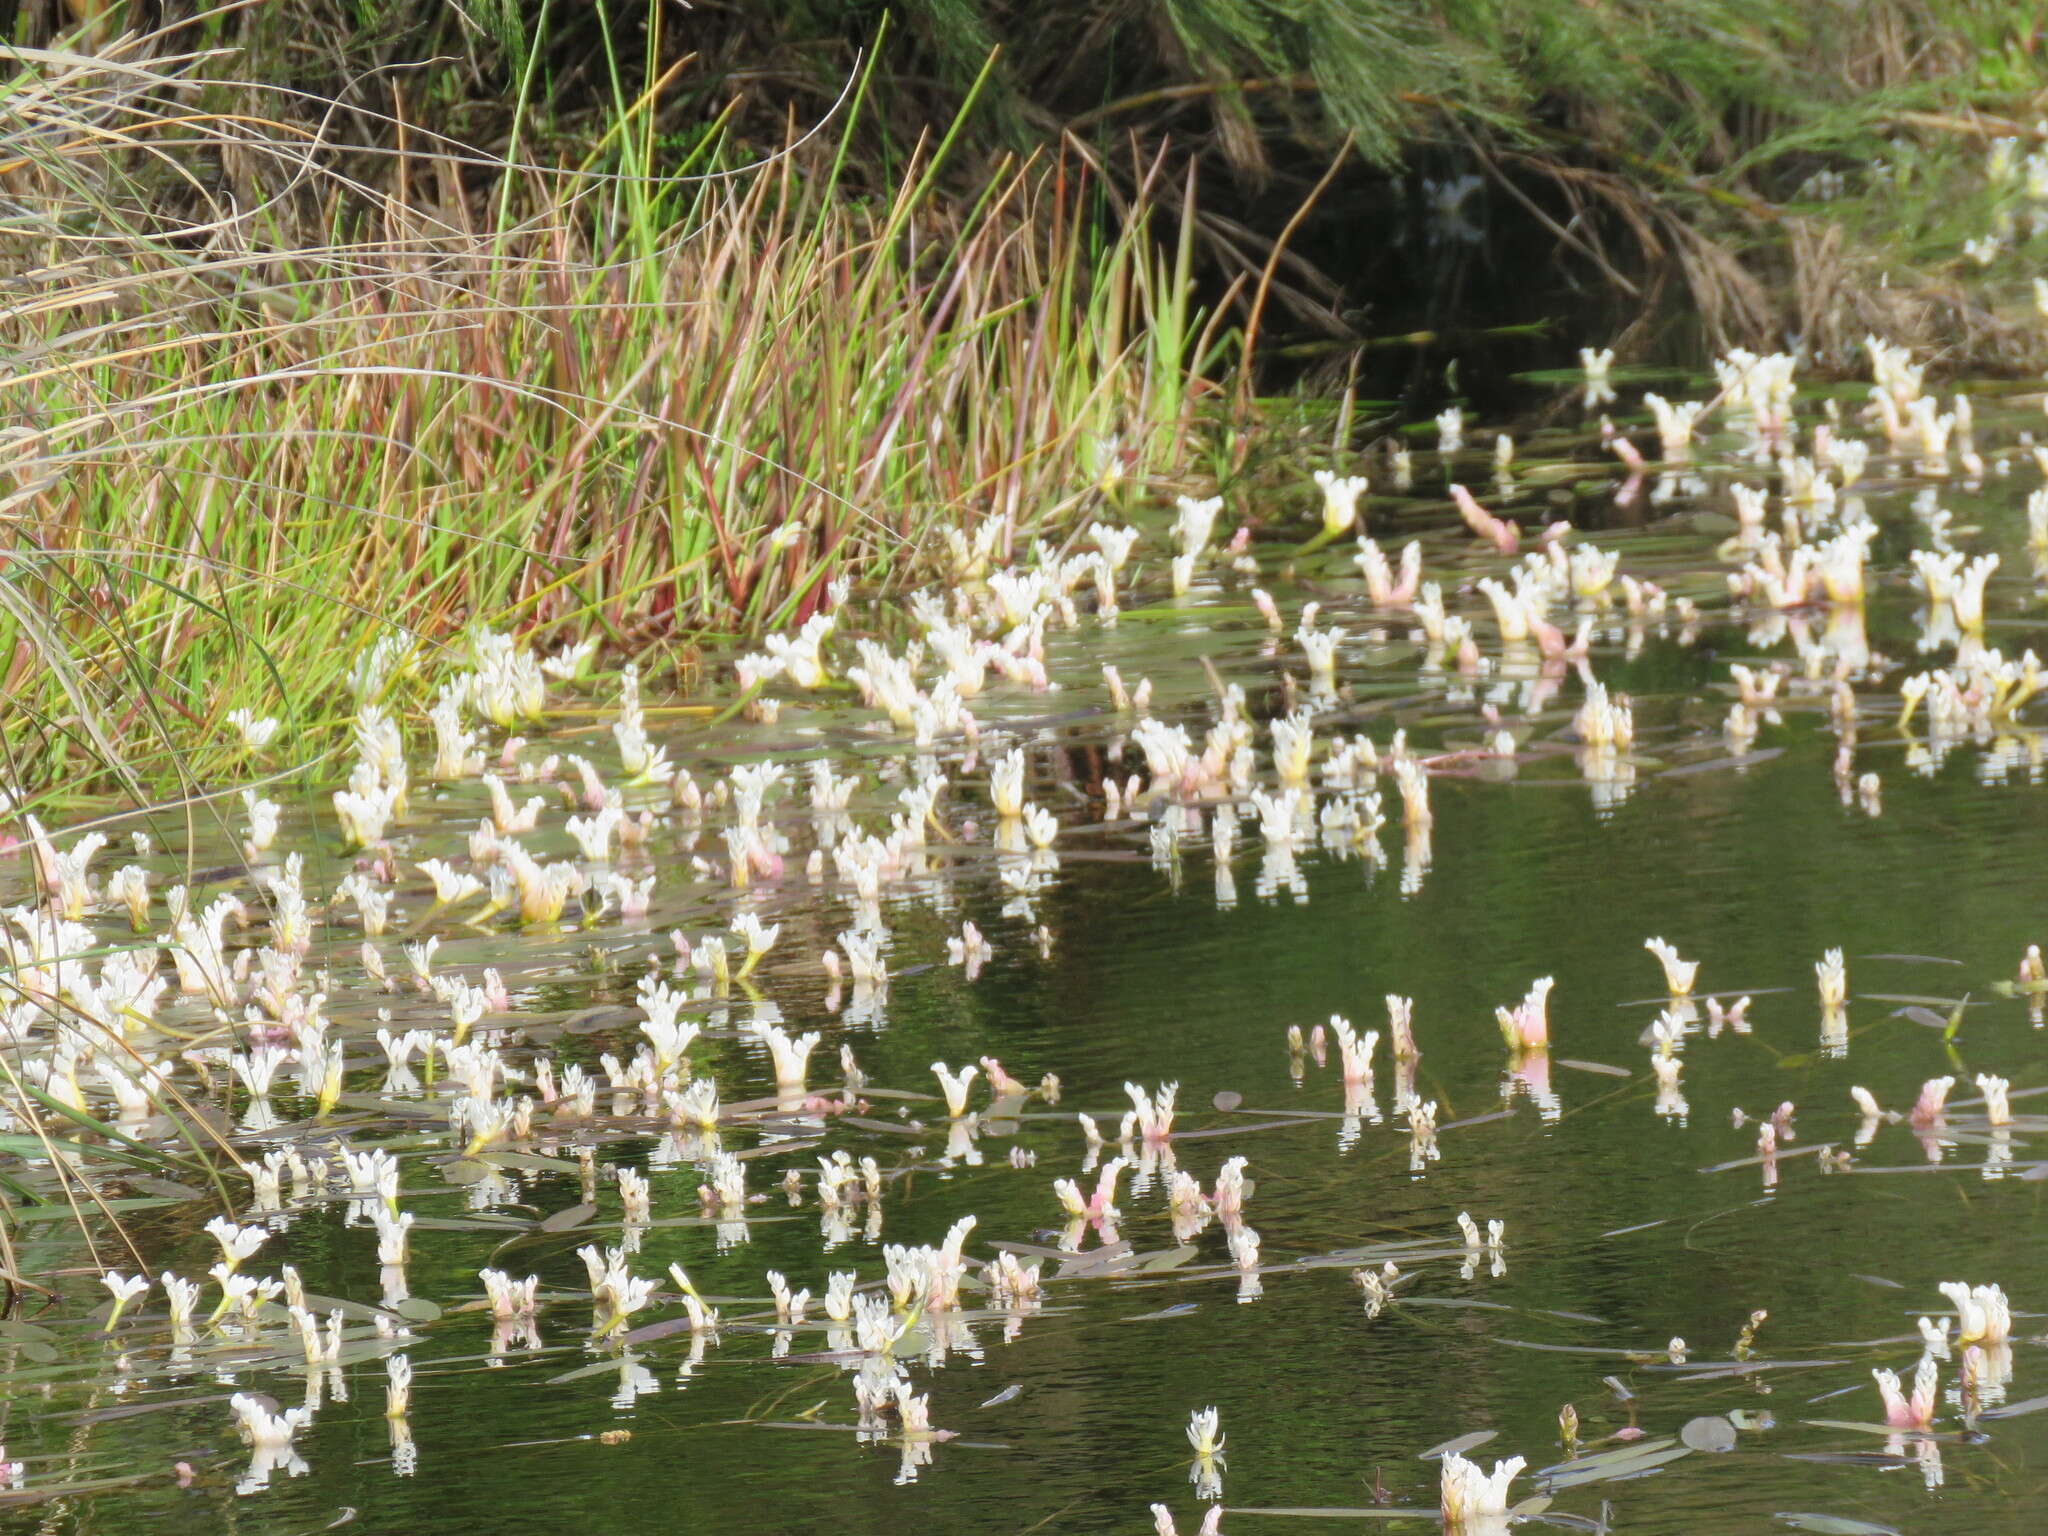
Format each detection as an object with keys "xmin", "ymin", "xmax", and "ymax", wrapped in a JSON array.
[
  {"xmin": 1, "ymin": 32, "xmax": 1202, "ymax": 787},
  {"xmin": 0, "ymin": 1056, "xmax": 152, "ymax": 1276}
]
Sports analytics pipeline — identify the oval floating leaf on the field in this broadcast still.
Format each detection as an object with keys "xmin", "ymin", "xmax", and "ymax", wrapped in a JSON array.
[
  {"xmin": 1681, "ymin": 1416, "xmax": 1737, "ymax": 1452},
  {"xmin": 540, "ymin": 1202, "xmax": 599, "ymax": 1233}
]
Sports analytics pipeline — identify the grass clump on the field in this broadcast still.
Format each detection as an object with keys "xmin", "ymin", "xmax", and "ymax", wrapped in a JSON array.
[{"xmin": 0, "ymin": 28, "xmax": 1214, "ymax": 795}]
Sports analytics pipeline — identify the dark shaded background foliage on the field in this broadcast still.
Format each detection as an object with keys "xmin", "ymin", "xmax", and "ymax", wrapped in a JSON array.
[{"xmin": 11, "ymin": 1, "xmax": 2045, "ymax": 383}]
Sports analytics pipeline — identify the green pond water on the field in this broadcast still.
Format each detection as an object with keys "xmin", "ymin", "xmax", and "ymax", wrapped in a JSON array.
[{"xmin": 5, "ymin": 389, "xmax": 2048, "ymax": 1536}]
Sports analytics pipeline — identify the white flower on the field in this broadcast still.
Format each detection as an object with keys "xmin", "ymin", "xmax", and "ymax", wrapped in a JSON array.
[
  {"xmin": 1313, "ymin": 470, "xmax": 1369, "ymax": 537},
  {"xmin": 204, "ymin": 1216, "xmax": 269, "ymax": 1271},
  {"xmin": 617, "ymin": 1167, "xmax": 652, "ymax": 1224},
  {"xmin": 577, "ymin": 1244, "xmax": 659, "ymax": 1334},
  {"xmin": 231, "ymin": 1393, "xmax": 311, "ymax": 1449},
  {"xmin": 665, "ymin": 1079, "xmax": 721, "ymax": 1131},
  {"xmin": 374, "ymin": 1209, "xmax": 414, "ymax": 1266},
  {"xmin": 428, "ymin": 686, "xmax": 485, "ymax": 779},
  {"xmin": 100, "ymin": 1271, "xmax": 148, "ymax": 1327},
  {"xmin": 1021, "ymin": 803, "xmax": 1059, "ymax": 849},
  {"xmin": 731, "ymin": 912, "xmax": 780, "ymax": 976},
  {"xmin": 1977, "ymin": 1073, "xmax": 2013, "ymax": 1127},
  {"xmin": 1940, "ymin": 1281, "xmax": 2011, "ymax": 1344},
  {"xmin": 758, "ymin": 1024, "xmax": 822, "ymax": 1089},
  {"xmin": 1271, "ymin": 713, "xmax": 1314, "ymax": 788},
  {"xmin": 638, "ymin": 977, "xmax": 700, "ymax": 1078},
  {"xmin": 1643, "ymin": 938, "xmax": 1698, "ymax": 996},
  {"xmin": 482, "ymin": 773, "xmax": 542, "ymax": 834},
  {"xmin": 667, "ymin": 1264, "xmax": 720, "ymax": 1332},
  {"xmin": 1329, "ymin": 1016, "xmax": 1376, "ymax": 1086},
  {"xmin": 1125, "ymin": 1081, "xmax": 1178, "ymax": 1141},
  {"xmin": 565, "ymin": 808, "xmax": 621, "ymax": 863},
  {"xmin": 334, "ymin": 779, "xmax": 398, "ymax": 848},
  {"xmin": 824, "ymin": 1271, "xmax": 857, "ymax": 1321},
  {"xmin": 947, "ymin": 921, "xmax": 992, "ymax": 969},
  {"xmin": 447, "ymin": 981, "xmax": 489, "ymax": 1040},
  {"xmin": 1392, "ymin": 757, "xmax": 1431, "ymax": 828},
  {"xmin": 611, "ymin": 665, "xmax": 674, "ymax": 784},
  {"xmin": 1440, "ymin": 1451, "xmax": 1526, "ymax": 1523},
  {"xmin": 602, "ymin": 872, "xmax": 654, "ymax": 917},
  {"xmin": 761, "ymin": 613, "xmax": 836, "ymax": 690},
  {"xmin": 839, "ymin": 930, "xmax": 888, "ymax": 987},
  {"xmin": 1185, "ymin": 1406, "xmax": 1225, "ymax": 1458},
  {"xmin": 1816, "ymin": 948, "xmax": 1847, "ymax": 1010},
  {"xmin": 986, "ymin": 1252, "xmax": 1042, "ymax": 1306},
  {"xmin": 104, "ymin": 863, "xmax": 152, "ymax": 929},
  {"xmin": 1645, "ymin": 394, "xmax": 1704, "ymax": 457},
  {"xmin": 342, "ymin": 1147, "xmax": 401, "ymax": 1207},
  {"xmin": 766, "ymin": 1269, "xmax": 811, "ymax": 1325},
  {"xmin": 211, "ymin": 1264, "xmax": 281, "ymax": 1319},
  {"xmin": 1173, "ymin": 495, "xmax": 1223, "ymax": 558},
  {"xmin": 418, "ymin": 858, "xmax": 482, "ymax": 905},
  {"xmin": 540, "ymin": 637, "xmax": 598, "ymax": 681},
  {"xmin": 990, "ymin": 749, "xmax": 1026, "ymax": 820},
  {"xmin": 931, "ymin": 1061, "xmax": 979, "ymax": 1118},
  {"xmin": 1874, "ymin": 1357, "xmax": 1937, "ymax": 1428},
  {"xmin": 240, "ymin": 792, "xmax": 281, "ymax": 853},
  {"xmin": 1436, "ymin": 407, "xmax": 1464, "ymax": 454},
  {"xmin": 1090, "ymin": 521, "xmax": 1140, "ymax": 571},
  {"xmin": 480, "ymin": 1268, "xmax": 540, "ymax": 1319},
  {"xmin": 1579, "ymin": 346, "xmax": 1615, "ymax": 405},
  {"xmin": 1953, "ymin": 552, "xmax": 1999, "ymax": 631},
  {"xmin": 1496, "ymin": 977, "xmax": 1554, "ymax": 1051},
  {"xmin": 232, "ymin": 1045, "xmax": 289, "ymax": 1098},
  {"xmin": 1295, "ymin": 617, "xmax": 1342, "ymax": 682},
  {"xmin": 228, "ymin": 709, "xmax": 280, "ymax": 750},
  {"xmin": 160, "ymin": 1272, "xmax": 201, "ymax": 1328}
]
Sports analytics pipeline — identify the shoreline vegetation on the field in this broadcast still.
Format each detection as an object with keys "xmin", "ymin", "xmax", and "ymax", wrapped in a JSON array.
[{"xmin": 1, "ymin": 2, "xmax": 2044, "ymax": 794}]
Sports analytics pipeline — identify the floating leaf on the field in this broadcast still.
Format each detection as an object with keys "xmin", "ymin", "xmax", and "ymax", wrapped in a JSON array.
[
  {"xmin": 1978, "ymin": 1393, "xmax": 2048, "ymax": 1419},
  {"xmin": 546, "ymin": 1357, "xmax": 633, "ymax": 1385},
  {"xmin": 1223, "ymin": 1508, "xmax": 1434, "ymax": 1520},
  {"xmin": 1537, "ymin": 1437, "xmax": 1689, "ymax": 1489},
  {"xmin": 1781, "ymin": 1452, "xmax": 1912, "ymax": 1468},
  {"xmin": 0, "ymin": 1472, "xmax": 161, "ymax": 1507},
  {"xmin": 1681, "ymin": 1416, "xmax": 1738, "ymax": 1452},
  {"xmin": 483, "ymin": 1151, "xmax": 584, "ymax": 1174},
  {"xmin": 540, "ymin": 1202, "xmax": 600, "ymax": 1233},
  {"xmin": 1774, "ymin": 1516, "xmax": 1902, "ymax": 1535}
]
